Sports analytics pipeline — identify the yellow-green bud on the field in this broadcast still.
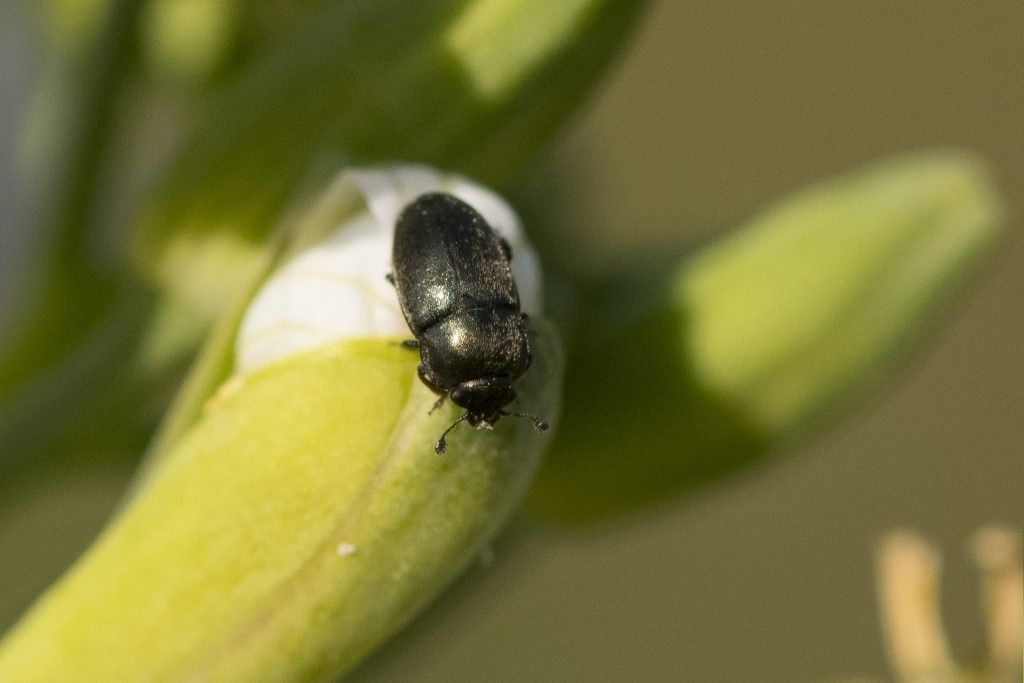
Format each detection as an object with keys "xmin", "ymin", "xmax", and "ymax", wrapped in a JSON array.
[
  {"xmin": 0, "ymin": 167, "xmax": 563, "ymax": 680},
  {"xmin": 531, "ymin": 152, "xmax": 1002, "ymax": 520}
]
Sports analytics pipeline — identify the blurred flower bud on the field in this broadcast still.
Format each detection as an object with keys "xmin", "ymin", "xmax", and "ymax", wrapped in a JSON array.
[{"xmin": 531, "ymin": 152, "xmax": 1002, "ymax": 520}]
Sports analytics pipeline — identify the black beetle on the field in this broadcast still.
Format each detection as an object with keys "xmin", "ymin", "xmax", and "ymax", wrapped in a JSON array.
[{"xmin": 390, "ymin": 192, "xmax": 548, "ymax": 454}]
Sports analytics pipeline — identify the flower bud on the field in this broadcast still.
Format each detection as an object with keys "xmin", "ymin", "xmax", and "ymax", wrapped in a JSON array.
[
  {"xmin": 0, "ymin": 167, "xmax": 562, "ymax": 680},
  {"xmin": 531, "ymin": 152, "xmax": 1002, "ymax": 520}
]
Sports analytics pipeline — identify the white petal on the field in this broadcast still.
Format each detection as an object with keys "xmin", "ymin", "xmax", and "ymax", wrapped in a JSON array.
[{"xmin": 235, "ymin": 165, "xmax": 543, "ymax": 375}]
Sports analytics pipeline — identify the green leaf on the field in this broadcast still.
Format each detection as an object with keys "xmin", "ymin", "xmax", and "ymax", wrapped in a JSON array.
[
  {"xmin": 528, "ymin": 152, "xmax": 1003, "ymax": 521},
  {"xmin": 0, "ymin": 325, "xmax": 563, "ymax": 680}
]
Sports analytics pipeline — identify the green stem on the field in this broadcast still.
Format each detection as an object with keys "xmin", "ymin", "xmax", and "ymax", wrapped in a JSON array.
[{"xmin": 0, "ymin": 0, "xmax": 143, "ymax": 395}]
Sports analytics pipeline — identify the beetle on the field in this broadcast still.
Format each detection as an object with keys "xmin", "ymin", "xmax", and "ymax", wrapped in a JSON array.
[{"xmin": 390, "ymin": 192, "xmax": 548, "ymax": 454}]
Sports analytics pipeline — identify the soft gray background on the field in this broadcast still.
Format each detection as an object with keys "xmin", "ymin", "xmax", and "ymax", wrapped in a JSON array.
[
  {"xmin": 2, "ymin": 2, "xmax": 1021, "ymax": 681},
  {"xmin": 0, "ymin": 2, "xmax": 37, "ymax": 326}
]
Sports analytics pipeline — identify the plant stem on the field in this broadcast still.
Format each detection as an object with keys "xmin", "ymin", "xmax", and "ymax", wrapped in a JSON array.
[{"xmin": 0, "ymin": 0, "xmax": 143, "ymax": 395}]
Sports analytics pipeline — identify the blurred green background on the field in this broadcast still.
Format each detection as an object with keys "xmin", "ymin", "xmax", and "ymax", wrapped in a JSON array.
[{"xmin": 1, "ymin": 2, "xmax": 1021, "ymax": 681}]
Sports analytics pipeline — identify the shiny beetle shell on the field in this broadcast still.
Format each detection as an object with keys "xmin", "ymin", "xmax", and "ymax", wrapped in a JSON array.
[{"xmin": 391, "ymin": 192, "xmax": 546, "ymax": 453}]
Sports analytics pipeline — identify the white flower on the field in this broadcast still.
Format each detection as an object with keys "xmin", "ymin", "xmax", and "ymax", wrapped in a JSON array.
[{"xmin": 235, "ymin": 165, "xmax": 543, "ymax": 375}]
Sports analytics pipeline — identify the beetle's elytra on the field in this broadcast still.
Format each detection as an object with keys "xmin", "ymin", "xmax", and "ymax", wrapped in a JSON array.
[{"xmin": 390, "ymin": 192, "xmax": 548, "ymax": 454}]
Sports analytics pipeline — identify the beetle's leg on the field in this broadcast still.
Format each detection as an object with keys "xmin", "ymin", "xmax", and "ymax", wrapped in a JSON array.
[
  {"xmin": 428, "ymin": 393, "xmax": 448, "ymax": 414},
  {"xmin": 499, "ymin": 237, "xmax": 513, "ymax": 261},
  {"xmin": 385, "ymin": 272, "xmax": 395, "ymax": 285},
  {"xmin": 520, "ymin": 312, "xmax": 529, "ymax": 323},
  {"xmin": 417, "ymin": 364, "xmax": 446, "ymax": 395},
  {"xmin": 391, "ymin": 338, "xmax": 419, "ymax": 350}
]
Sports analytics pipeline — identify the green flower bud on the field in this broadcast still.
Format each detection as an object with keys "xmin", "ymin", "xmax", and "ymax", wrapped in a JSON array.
[
  {"xmin": 0, "ymin": 335, "xmax": 561, "ymax": 680},
  {"xmin": 143, "ymin": 164, "xmax": 546, "ymax": 476},
  {"xmin": 0, "ymin": 167, "xmax": 563, "ymax": 680},
  {"xmin": 530, "ymin": 152, "xmax": 1003, "ymax": 520}
]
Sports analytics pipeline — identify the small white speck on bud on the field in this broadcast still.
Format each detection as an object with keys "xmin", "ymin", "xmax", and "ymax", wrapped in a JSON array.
[
  {"xmin": 235, "ymin": 165, "xmax": 543, "ymax": 375},
  {"xmin": 336, "ymin": 543, "xmax": 357, "ymax": 557}
]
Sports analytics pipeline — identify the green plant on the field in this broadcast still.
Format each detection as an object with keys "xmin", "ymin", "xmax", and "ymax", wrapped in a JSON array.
[{"xmin": 0, "ymin": 1, "xmax": 1006, "ymax": 679}]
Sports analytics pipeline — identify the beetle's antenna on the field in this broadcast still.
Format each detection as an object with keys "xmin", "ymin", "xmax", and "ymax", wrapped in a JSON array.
[
  {"xmin": 435, "ymin": 412, "xmax": 470, "ymax": 455},
  {"xmin": 500, "ymin": 410, "xmax": 549, "ymax": 433}
]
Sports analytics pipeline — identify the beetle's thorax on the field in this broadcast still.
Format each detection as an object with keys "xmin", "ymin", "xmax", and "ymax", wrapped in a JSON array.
[
  {"xmin": 417, "ymin": 309, "xmax": 529, "ymax": 387},
  {"xmin": 450, "ymin": 376, "xmax": 516, "ymax": 425}
]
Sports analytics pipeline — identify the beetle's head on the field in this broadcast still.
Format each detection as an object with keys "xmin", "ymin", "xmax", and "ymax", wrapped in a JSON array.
[
  {"xmin": 450, "ymin": 376, "xmax": 516, "ymax": 426},
  {"xmin": 433, "ymin": 376, "xmax": 548, "ymax": 454}
]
